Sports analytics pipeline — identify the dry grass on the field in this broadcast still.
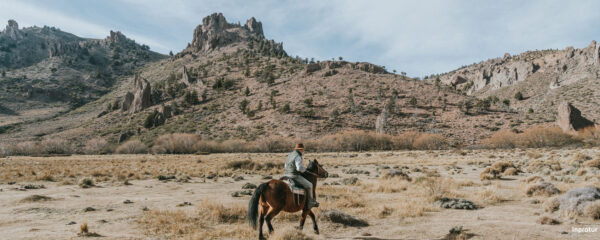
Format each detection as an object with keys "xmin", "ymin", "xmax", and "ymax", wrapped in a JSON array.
[
  {"xmin": 115, "ymin": 140, "xmax": 148, "ymax": 154},
  {"xmin": 268, "ymin": 227, "xmax": 314, "ymax": 240},
  {"xmin": 138, "ymin": 200, "xmax": 250, "ymax": 239},
  {"xmin": 525, "ymin": 182, "xmax": 560, "ymax": 197},
  {"xmin": 544, "ymin": 197, "xmax": 560, "ymax": 212}
]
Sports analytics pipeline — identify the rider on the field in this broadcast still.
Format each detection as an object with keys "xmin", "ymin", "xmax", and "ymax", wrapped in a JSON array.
[{"xmin": 284, "ymin": 143, "xmax": 319, "ymax": 208}]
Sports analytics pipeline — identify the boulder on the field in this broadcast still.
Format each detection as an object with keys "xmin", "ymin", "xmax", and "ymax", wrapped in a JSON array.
[
  {"xmin": 556, "ymin": 101, "xmax": 595, "ymax": 132},
  {"xmin": 435, "ymin": 197, "xmax": 477, "ymax": 210},
  {"xmin": 558, "ymin": 187, "xmax": 600, "ymax": 216},
  {"xmin": 130, "ymin": 75, "xmax": 152, "ymax": 113}
]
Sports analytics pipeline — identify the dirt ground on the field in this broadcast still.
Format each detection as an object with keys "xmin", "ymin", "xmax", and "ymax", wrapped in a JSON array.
[{"xmin": 1, "ymin": 149, "xmax": 600, "ymax": 239}]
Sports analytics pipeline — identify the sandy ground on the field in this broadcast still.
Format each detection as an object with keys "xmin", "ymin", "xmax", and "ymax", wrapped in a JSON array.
[{"xmin": 1, "ymin": 149, "xmax": 600, "ymax": 239}]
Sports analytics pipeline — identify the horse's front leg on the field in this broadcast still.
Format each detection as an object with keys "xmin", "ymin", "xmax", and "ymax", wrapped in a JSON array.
[
  {"xmin": 298, "ymin": 209, "xmax": 309, "ymax": 230},
  {"xmin": 308, "ymin": 210, "xmax": 319, "ymax": 234}
]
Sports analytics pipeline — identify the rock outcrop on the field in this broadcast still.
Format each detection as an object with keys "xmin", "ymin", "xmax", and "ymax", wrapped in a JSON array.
[
  {"xmin": 3, "ymin": 19, "xmax": 22, "ymax": 40},
  {"xmin": 181, "ymin": 66, "xmax": 193, "ymax": 85},
  {"xmin": 186, "ymin": 13, "xmax": 284, "ymax": 56},
  {"xmin": 556, "ymin": 101, "xmax": 595, "ymax": 132},
  {"xmin": 439, "ymin": 40, "xmax": 600, "ymax": 94},
  {"xmin": 122, "ymin": 75, "xmax": 151, "ymax": 113},
  {"xmin": 375, "ymin": 108, "xmax": 388, "ymax": 134}
]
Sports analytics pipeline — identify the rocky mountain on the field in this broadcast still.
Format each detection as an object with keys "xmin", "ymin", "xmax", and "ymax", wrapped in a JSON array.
[
  {"xmin": 1, "ymin": 13, "xmax": 541, "ymax": 146},
  {"xmin": 0, "ymin": 20, "xmax": 165, "ymax": 131},
  {"xmin": 435, "ymin": 41, "xmax": 600, "ymax": 123},
  {"xmin": 1, "ymin": 13, "xmax": 576, "ymax": 147}
]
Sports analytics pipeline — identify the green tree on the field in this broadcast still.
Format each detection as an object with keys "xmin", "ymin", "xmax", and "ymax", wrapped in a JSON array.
[
  {"xmin": 244, "ymin": 86, "xmax": 250, "ymax": 96},
  {"xmin": 514, "ymin": 91, "xmax": 524, "ymax": 100},
  {"xmin": 239, "ymin": 99, "xmax": 249, "ymax": 114},
  {"xmin": 270, "ymin": 90, "xmax": 277, "ymax": 109},
  {"xmin": 184, "ymin": 90, "xmax": 199, "ymax": 105},
  {"xmin": 408, "ymin": 96, "xmax": 417, "ymax": 107},
  {"xmin": 279, "ymin": 103, "xmax": 290, "ymax": 113}
]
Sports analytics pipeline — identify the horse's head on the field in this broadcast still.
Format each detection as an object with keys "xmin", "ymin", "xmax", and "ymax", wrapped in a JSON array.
[{"xmin": 307, "ymin": 159, "xmax": 328, "ymax": 178}]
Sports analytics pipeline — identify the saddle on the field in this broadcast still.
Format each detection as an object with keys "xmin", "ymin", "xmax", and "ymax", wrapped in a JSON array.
[{"xmin": 279, "ymin": 176, "xmax": 305, "ymax": 195}]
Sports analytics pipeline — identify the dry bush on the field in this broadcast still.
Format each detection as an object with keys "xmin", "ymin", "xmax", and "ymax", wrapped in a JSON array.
[
  {"xmin": 525, "ymin": 182, "xmax": 560, "ymax": 197},
  {"xmin": 380, "ymin": 169, "xmax": 411, "ymax": 181},
  {"xmin": 544, "ymin": 197, "xmax": 560, "ymax": 212},
  {"xmin": 418, "ymin": 177, "xmax": 456, "ymax": 201},
  {"xmin": 584, "ymin": 201, "xmax": 600, "ymax": 219},
  {"xmin": 576, "ymin": 126, "xmax": 600, "ymax": 146},
  {"xmin": 483, "ymin": 126, "xmax": 579, "ymax": 148},
  {"xmin": 412, "ymin": 133, "xmax": 447, "ymax": 150},
  {"xmin": 115, "ymin": 140, "xmax": 147, "ymax": 154},
  {"xmin": 525, "ymin": 176, "xmax": 544, "ymax": 183},
  {"xmin": 483, "ymin": 130, "xmax": 519, "ymax": 148},
  {"xmin": 0, "ymin": 143, "xmax": 11, "ymax": 157},
  {"xmin": 12, "ymin": 141, "xmax": 39, "ymax": 156},
  {"xmin": 84, "ymin": 138, "xmax": 110, "ymax": 154},
  {"xmin": 537, "ymin": 216, "xmax": 561, "ymax": 225},
  {"xmin": 40, "ymin": 138, "xmax": 72, "ymax": 154},
  {"xmin": 391, "ymin": 131, "xmax": 420, "ymax": 149},
  {"xmin": 481, "ymin": 161, "xmax": 516, "ymax": 180},
  {"xmin": 152, "ymin": 134, "xmax": 199, "ymax": 154},
  {"xmin": 477, "ymin": 184, "xmax": 507, "ymax": 204},
  {"xmin": 503, "ymin": 167, "xmax": 518, "ymax": 176},
  {"xmin": 336, "ymin": 196, "xmax": 365, "ymax": 208},
  {"xmin": 225, "ymin": 160, "xmax": 280, "ymax": 172},
  {"xmin": 20, "ymin": 194, "xmax": 53, "ymax": 202},
  {"xmin": 583, "ymin": 159, "xmax": 600, "ymax": 168},
  {"xmin": 258, "ymin": 137, "xmax": 294, "ymax": 152},
  {"xmin": 321, "ymin": 209, "xmax": 368, "ymax": 227},
  {"xmin": 360, "ymin": 178, "xmax": 409, "ymax": 193}
]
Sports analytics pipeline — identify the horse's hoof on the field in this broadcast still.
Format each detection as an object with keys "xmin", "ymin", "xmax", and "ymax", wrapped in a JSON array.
[{"xmin": 314, "ymin": 229, "xmax": 320, "ymax": 234}]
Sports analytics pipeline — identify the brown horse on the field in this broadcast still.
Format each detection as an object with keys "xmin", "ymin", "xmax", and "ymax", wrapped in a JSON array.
[{"xmin": 248, "ymin": 159, "xmax": 329, "ymax": 239}]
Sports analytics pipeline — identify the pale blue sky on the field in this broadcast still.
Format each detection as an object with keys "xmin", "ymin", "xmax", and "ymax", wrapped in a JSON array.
[{"xmin": 1, "ymin": 0, "xmax": 600, "ymax": 77}]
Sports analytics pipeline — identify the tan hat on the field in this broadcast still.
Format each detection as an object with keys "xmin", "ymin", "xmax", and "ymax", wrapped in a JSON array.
[{"xmin": 295, "ymin": 143, "xmax": 305, "ymax": 150}]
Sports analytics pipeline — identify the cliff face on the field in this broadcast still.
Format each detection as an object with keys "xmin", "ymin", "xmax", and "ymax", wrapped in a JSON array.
[{"xmin": 439, "ymin": 41, "xmax": 600, "ymax": 95}]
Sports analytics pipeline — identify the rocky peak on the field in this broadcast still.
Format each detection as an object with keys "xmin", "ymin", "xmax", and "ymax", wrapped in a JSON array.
[
  {"xmin": 245, "ymin": 17, "xmax": 263, "ymax": 35},
  {"xmin": 3, "ymin": 19, "xmax": 22, "ymax": 40},
  {"xmin": 106, "ymin": 30, "xmax": 127, "ymax": 44},
  {"xmin": 189, "ymin": 13, "xmax": 266, "ymax": 52}
]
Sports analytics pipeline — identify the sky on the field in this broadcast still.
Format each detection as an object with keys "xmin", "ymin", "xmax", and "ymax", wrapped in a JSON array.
[{"xmin": 1, "ymin": 0, "xmax": 600, "ymax": 77}]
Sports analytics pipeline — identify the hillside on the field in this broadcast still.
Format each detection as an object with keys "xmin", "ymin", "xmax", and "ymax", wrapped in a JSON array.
[
  {"xmin": 434, "ymin": 41, "xmax": 600, "ymax": 123},
  {"xmin": 0, "ymin": 20, "xmax": 165, "ymax": 131},
  {"xmin": 0, "ymin": 13, "xmax": 547, "ymax": 147}
]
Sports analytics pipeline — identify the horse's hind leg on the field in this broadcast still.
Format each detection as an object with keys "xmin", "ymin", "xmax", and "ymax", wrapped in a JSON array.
[
  {"xmin": 308, "ymin": 210, "xmax": 319, "ymax": 234},
  {"xmin": 298, "ymin": 209, "xmax": 309, "ymax": 230},
  {"xmin": 265, "ymin": 207, "xmax": 281, "ymax": 234},
  {"xmin": 258, "ymin": 205, "xmax": 268, "ymax": 240}
]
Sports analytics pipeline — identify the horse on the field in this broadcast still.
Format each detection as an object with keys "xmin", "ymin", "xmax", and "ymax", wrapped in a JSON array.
[{"xmin": 248, "ymin": 159, "xmax": 329, "ymax": 240}]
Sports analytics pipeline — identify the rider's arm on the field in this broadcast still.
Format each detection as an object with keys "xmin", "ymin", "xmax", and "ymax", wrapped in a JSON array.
[{"xmin": 295, "ymin": 155, "xmax": 306, "ymax": 172}]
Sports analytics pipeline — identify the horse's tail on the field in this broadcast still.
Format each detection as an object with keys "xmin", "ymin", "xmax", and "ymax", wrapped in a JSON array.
[{"xmin": 248, "ymin": 182, "xmax": 268, "ymax": 229}]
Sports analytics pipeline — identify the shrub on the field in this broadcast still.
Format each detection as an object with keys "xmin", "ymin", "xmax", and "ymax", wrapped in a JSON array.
[
  {"xmin": 13, "ymin": 141, "xmax": 39, "ymax": 156},
  {"xmin": 152, "ymin": 134, "xmax": 199, "ymax": 154},
  {"xmin": 412, "ymin": 133, "xmax": 447, "ymax": 150},
  {"xmin": 0, "ymin": 143, "xmax": 11, "ymax": 157},
  {"xmin": 115, "ymin": 140, "xmax": 148, "ymax": 154},
  {"xmin": 391, "ymin": 131, "xmax": 420, "ymax": 149},
  {"xmin": 40, "ymin": 138, "xmax": 72, "ymax": 155},
  {"xmin": 483, "ymin": 126, "xmax": 579, "ymax": 148},
  {"xmin": 84, "ymin": 138, "xmax": 110, "ymax": 154}
]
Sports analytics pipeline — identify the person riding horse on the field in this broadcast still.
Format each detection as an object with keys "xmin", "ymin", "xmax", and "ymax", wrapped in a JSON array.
[{"xmin": 284, "ymin": 143, "xmax": 319, "ymax": 208}]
